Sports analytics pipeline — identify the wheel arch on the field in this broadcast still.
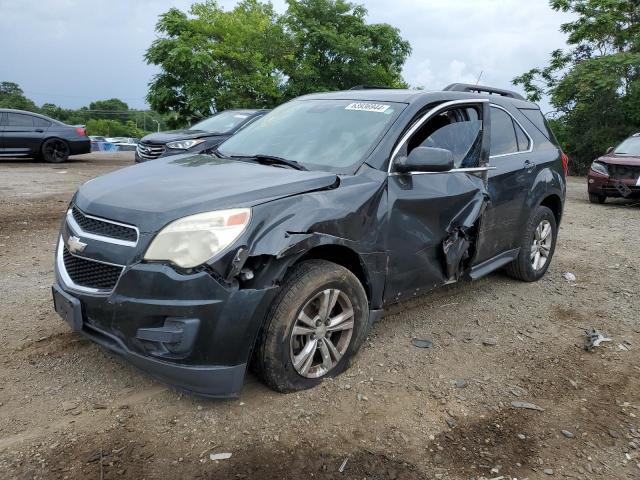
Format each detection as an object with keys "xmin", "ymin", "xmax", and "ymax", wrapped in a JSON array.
[
  {"xmin": 539, "ymin": 193, "xmax": 563, "ymax": 226},
  {"xmin": 292, "ymin": 244, "xmax": 372, "ymax": 305}
]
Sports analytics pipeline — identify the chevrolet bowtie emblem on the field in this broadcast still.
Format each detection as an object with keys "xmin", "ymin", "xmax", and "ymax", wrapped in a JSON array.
[{"xmin": 67, "ymin": 235, "xmax": 87, "ymax": 254}]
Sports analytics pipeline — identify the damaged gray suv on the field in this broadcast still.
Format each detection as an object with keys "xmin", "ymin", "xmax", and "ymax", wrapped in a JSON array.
[{"xmin": 52, "ymin": 84, "xmax": 566, "ymax": 397}]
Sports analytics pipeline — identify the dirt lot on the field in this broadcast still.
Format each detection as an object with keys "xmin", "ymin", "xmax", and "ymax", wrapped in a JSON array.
[{"xmin": 0, "ymin": 153, "xmax": 639, "ymax": 479}]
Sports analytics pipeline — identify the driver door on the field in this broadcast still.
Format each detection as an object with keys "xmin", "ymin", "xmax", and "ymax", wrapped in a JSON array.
[{"xmin": 384, "ymin": 100, "xmax": 491, "ymax": 303}]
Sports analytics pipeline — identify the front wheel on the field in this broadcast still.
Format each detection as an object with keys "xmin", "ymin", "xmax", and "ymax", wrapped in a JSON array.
[
  {"xmin": 588, "ymin": 193, "xmax": 606, "ymax": 204},
  {"xmin": 254, "ymin": 260, "xmax": 369, "ymax": 392},
  {"xmin": 505, "ymin": 205, "xmax": 557, "ymax": 282},
  {"xmin": 41, "ymin": 138, "xmax": 70, "ymax": 163}
]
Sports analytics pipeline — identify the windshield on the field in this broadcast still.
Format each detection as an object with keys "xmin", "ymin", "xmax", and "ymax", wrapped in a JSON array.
[
  {"xmin": 614, "ymin": 136, "xmax": 640, "ymax": 156},
  {"xmin": 189, "ymin": 111, "xmax": 253, "ymax": 133},
  {"xmin": 217, "ymin": 99, "xmax": 403, "ymax": 172}
]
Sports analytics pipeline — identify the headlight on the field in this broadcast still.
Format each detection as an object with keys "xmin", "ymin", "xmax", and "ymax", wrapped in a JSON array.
[
  {"xmin": 166, "ymin": 139, "xmax": 205, "ymax": 150},
  {"xmin": 144, "ymin": 208, "xmax": 251, "ymax": 268},
  {"xmin": 590, "ymin": 161, "xmax": 609, "ymax": 176}
]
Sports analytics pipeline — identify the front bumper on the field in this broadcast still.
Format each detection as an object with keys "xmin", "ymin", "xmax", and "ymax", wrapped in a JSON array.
[
  {"xmin": 53, "ymin": 253, "xmax": 278, "ymax": 398},
  {"xmin": 588, "ymin": 173, "xmax": 640, "ymax": 198}
]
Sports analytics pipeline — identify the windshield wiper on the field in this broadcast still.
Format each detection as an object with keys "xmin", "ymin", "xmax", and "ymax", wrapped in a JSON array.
[
  {"xmin": 232, "ymin": 154, "xmax": 308, "ymax": 171},
  {"xmin": 210, "ymin": 146, "xmax": 228, "ymax": 158}
]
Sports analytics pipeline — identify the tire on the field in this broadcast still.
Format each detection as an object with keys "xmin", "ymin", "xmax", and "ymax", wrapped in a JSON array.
[
  {"xmin": 254, "ymin": 260, "xmax": 369, "ymax": 393},
  {"xmin": 41, "ymin": 138, "xmax": 70, "ymax": 163},
  {"xmin": 505, "ymin": 205, "xmax": 557, "ymax": 282},
  {"xmin": 588, "ymin": 193, "xmax": 606, "ymax": 204}
]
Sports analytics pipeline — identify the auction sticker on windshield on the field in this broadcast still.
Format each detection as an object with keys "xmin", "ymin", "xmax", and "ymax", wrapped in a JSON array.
[{"xmin": 345, "ymin": 103, "xmax": 391, "ymax": 113}]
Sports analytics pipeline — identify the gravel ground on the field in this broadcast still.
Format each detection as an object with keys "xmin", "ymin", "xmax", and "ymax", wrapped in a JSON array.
[{"xmin": 0, "ymin": 153, "xmax": 639, "ymax": 479}]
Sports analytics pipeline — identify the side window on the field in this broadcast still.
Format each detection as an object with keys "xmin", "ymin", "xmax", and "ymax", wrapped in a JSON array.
[
  {"xmin": 33, "ymin": 117, "xmax": 51, "ymax": 128},
  {"xmin": 7, "ymin": 113, "xmax": 34, "ymax": 127},
  {"xmin": 490, "ymin": 107, "xmax": 518, "ymax": 156},
  {"xmin": 406, "ymin": 106, "xmax": 483, "ymax": 168},
  {"xmin": 514, "ymin": 121, "xmax": 530, "ymax": 152},
  {"xmin": 519, "ymin": 108, "xmax": 553, "ymax": 141}
]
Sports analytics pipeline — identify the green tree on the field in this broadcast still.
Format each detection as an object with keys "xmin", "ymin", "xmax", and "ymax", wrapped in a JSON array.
[
  {"xmin": 85, "ymin": 118, "xmax": 145, "ymax": 138},
  {"xmin": 145, "ymin": 0, "xmax": 411, "ymax": 123},
  {"xmin": 282, "ymin": 0, "xmax": 411, "ymax": 98},
  {"xmin": 0, "ymin": 81, "xmax": 38, "ymax": 111},
  {"xmin": 514, "ymin": 0, "xmax": 640, "ymax": 174},
  {"xmin": 145, "ymin": 0, "xmax": 289, "ymax": 123},
  {"xmin": 88, "ymin": 98, "xmax": 131, "ymax": 123}
]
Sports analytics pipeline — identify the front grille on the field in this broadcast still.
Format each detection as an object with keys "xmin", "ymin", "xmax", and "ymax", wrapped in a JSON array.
[
  {"xmin": 608, "ymin": 163, "xmax": 640, "ymax": 180},
  {"xmin": 71, "ymin": 207, "xmax": 137, "ymax": 243},
  {"xmin": 137, "ymin": 142, "xmax": 165, "ymax": 160},
  {"xmin": 62, "ymin": 248, "xmax": 123, "ymax": 290}
]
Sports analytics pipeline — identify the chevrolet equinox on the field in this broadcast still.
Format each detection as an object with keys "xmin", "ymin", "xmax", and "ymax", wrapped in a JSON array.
[{"xmin": 52, "ymin": 84, "xmax": 566, "ymax": 397}]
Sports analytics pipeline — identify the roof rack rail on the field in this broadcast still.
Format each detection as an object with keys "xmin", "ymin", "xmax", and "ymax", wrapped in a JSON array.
[
  {"xmin": 349, "ymin": 85, "xmax": 393, "ymax": 90},
  {"xmin": 444, "ymin": 83, "xmax": 525, "ymax": 101}
]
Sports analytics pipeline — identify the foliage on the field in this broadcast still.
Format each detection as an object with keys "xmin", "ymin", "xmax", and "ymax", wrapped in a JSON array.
[
  {"xmin": 88, "ymin": 98, "xmax": 131, "ymax": 123},
  {"xmin": 85, "ymin": 119, "xmax": 145, "ymax": 138},
  {"xmin": 145, "ymin": 0, "xmax": 288, "ymax": 123},
  {"xmin": 145, "ymin": 0, "xmax": 411, "ymax": 121},
  {"xmin": 0, "ymin": 80, "xmax": 164, "ymax": 135},
  {"xmin": 0, "ymin": 81, "xmax": 38, "ymax": 111},
  {"xmin": 282, "ymin": 0, "xmax": 411, "ymax": 98},
  {"xmin": 513, "ymin": 0, "xmax": 640, "ymax": 174}
]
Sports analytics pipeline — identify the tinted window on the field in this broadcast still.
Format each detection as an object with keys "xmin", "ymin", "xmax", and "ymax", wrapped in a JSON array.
[
  {"xmin": 519, "ymin": 108, "xmax": 552, "ymax": 141},
  {"xmin": 490, "ymin": 107, "xmax": 518, "ymax": 156},
  {"xmin": 33, "ymin": 117, "xmax": 51, "ymax": 127},
  {"xmin": 7, "ymin": 113, "xmax": 34, "ymax": 127},
  {"xmin": 219, "ymin": 100, "xmax": 402, "ymax": 172},
  {"xmin": 514, "ymin": 121, "xmax": 530, "ymax": 152},
  {"xmin": 190, "ymin": 111, "xmax": 253, "ymax": 133},
  {"xmin": 408, "ymin": 106, "xmax": 482, "ymax": 168}
]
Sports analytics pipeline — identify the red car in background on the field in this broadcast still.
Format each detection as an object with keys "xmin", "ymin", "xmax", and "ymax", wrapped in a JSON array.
[{"xmin": 588, "ymin": 133, "xmax": 640, "ymax": 203}]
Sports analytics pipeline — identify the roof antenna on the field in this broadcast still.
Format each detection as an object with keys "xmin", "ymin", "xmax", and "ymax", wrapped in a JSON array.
[{"xmin": 475, "ymin": 70, "xmax": 484, "ymax": 85}]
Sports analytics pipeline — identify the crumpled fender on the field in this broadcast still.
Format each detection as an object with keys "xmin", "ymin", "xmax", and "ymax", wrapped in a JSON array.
[{"xmin": 207, "ymin": 168, "xmax": 389, "ymax": 307}]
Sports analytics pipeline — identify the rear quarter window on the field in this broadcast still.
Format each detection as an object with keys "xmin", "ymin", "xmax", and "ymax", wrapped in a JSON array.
[{"xmin": 518, "ymin": 108, "xmax": 555, "ymax": 143}]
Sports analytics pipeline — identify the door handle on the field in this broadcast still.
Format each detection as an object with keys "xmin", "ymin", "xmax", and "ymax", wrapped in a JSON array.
[
  {"xmin": 523, "ymin": 159, "xmax": 536, "ymax": 171},
  {"xmin": 35, "ymin": 129, "xmax": 44, "ymax": 133}
]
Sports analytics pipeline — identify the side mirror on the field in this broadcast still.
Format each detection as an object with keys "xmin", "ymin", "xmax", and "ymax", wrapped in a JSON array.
[
  {"xmin": 606, "ymin": 146, "xmax": 614, "ymax": 154},
  {"xmin": 394, "ymin": 147, "xmax": 454, "ymax": 174}
]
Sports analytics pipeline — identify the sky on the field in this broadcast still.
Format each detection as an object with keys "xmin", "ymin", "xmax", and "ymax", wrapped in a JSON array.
[{"xmin": 0, "ymin": 0, "xmax": 575, "ymax": 113}]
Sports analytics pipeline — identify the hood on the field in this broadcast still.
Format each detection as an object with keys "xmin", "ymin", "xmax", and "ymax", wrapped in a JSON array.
[
  {"xmin": 74, "ymin": 154, "xmax": 339, "ymax": 232},
  {"xmin": 597, "ymin": 153, "xmax": 640, "ymax": 166},
  {"xmin": 141, "ymin": 129, "xmax": 228, "ymax": 144}
]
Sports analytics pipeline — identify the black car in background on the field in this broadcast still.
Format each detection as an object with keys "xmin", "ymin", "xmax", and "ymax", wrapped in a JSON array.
[
  {"xmin": 53, "ymin": 85, "xmax": 566, "ymax": 397},
  {"xmin": 0, "ymin": 108, "xmax": 90, "ymax": 163},
  {"xmin": 135, "ymin": 109, "xmax": 268, "ymax": 162}
]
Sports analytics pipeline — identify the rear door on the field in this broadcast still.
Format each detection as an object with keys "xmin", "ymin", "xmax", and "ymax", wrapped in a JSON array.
[
  {"xmin": 3, "ymin": 112, "xmax": 49, "ymax": 156},
  {"xmin": 474, "ymin": 105, "xmax": 534, "ymax": 262},
  {"xmin": 385, "ymin": 100, "xmax": 491, "ymax": 302}
]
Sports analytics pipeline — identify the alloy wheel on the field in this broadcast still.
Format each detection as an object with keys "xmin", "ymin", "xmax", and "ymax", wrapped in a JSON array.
[
  {"xmin": 44, "ymin": 140, "xmax": 69, "ymax": 162},
  {"xmin": 289, "ymin": 288, "xmax": 354, "ymax": 378},
  {"xmin": 531, "ymin": 219, "xmax": 552, "ymax": 271}
]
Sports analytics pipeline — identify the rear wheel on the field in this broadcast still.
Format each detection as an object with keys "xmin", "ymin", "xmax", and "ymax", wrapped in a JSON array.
[
  {"xmin": 588, "ymin": 193, "xmax": 606, "ymax": 204},
  {"xmin": 254, "ymin": 260, "xmax": 369, "ymax": 392},
  {"xmin": 505, "ymin": 205, "xmax": 557, "ymax": 282},
  {"xmin": 41, "ymin": 138, "xmax": 70, "ymax": 163}
]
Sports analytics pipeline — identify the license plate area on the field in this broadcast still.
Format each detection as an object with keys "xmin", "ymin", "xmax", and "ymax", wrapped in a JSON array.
[{"xmin": 52, "ymin": 286, "xmax": 83, "ymax": 332}]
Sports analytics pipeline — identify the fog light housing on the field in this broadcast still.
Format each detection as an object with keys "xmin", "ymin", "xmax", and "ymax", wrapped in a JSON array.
[{"xmin": 136, "ymin": 318, "xmax": 200, "ymax": 358}]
